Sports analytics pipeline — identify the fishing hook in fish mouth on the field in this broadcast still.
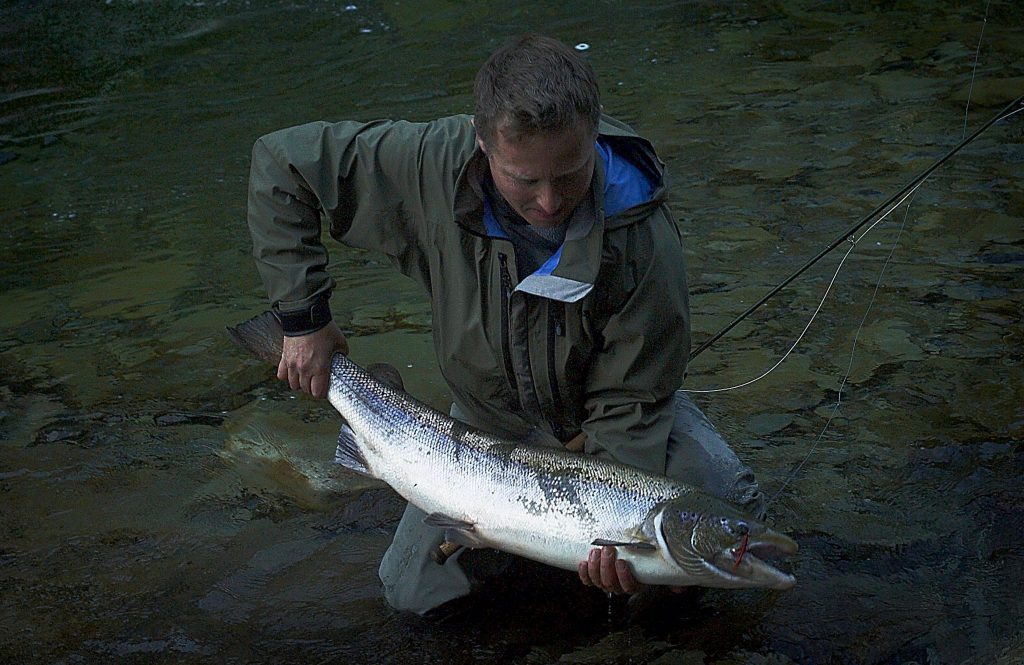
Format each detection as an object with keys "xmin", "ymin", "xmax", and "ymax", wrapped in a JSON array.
[{"xmin": 732, "ymin": 533, "xmax": 750, "ymax": 570}]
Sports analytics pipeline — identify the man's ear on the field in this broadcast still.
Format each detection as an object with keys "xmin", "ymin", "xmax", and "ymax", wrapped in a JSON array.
[{"xmin": 471, "ymin": 118, "xmax": 487, "ymax": 154}]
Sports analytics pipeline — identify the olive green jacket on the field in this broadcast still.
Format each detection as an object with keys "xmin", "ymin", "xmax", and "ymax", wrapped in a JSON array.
[{"xmin": 247, "ymin": 115, "xmax": 691, "ymax": 475}]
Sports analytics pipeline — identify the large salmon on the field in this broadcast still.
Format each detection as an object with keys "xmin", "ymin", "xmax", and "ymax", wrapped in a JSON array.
[{"xmin": 229, "ymin": 312, "xmax": 797, "ymax": 590}]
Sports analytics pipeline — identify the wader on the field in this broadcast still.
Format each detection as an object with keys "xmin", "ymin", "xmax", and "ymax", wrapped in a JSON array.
[{"xmin": 376, "ymin": 391, "xmax": 764, "ymax": 615}]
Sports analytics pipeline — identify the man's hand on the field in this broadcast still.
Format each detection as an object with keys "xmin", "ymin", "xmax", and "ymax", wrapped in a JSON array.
[
  {"xmin": 577, "ymin": 545, "xmax": 640, "ymax": 595},
  {"xmin": 278, "ymin": 321, "xmax": 349, "ymax": 399}
]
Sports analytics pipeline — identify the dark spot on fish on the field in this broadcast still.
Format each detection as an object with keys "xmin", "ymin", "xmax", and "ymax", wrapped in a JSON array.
[
  {"xmin": 518, "ymin": 497, "xmax": 549, "ymax": 517},
  {"xmin": 537, "ymin": 473, "xmax": 580, "ymax": 506}
]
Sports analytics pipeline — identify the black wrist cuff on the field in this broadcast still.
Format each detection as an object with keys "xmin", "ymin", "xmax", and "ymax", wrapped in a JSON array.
[{"xmin": 274, "ymin": 297, "xmax": 332, "ymax": 336}]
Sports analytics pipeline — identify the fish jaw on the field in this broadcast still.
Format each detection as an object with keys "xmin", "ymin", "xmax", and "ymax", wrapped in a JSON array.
[
  {"xmin": 708, "ymin": 531, "xmax": 798, "ymax": 590},
  {"xmin": 658, "ymin": 501, "xmax": 799, "ymax": 590}
]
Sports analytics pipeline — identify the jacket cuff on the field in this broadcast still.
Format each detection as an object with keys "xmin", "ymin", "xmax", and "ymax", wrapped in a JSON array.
[{"xmin": 274, "ymin": 296, "xmax": 332, "ymax": 336}]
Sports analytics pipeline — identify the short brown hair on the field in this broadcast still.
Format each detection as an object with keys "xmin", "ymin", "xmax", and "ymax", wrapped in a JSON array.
[{"xmin": 473, "ymin": 34, "xmax": 601, "ymax": 147}]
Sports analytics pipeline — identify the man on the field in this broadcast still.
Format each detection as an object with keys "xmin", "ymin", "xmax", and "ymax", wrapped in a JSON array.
[{"xmin": 246, "ymin": 34, "xmax": 763, "ymax": 614}]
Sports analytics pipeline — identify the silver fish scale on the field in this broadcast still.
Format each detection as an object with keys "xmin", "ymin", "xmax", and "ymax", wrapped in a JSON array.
[{"xmin": 326, "ymin": 354, "xmax": 697, "ymax": 576}]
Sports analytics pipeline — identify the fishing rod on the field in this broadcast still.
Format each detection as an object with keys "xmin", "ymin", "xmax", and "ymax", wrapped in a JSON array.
[{"xmin": 689, "ymin": 93, "xmax": 1024, "ymax": 362}]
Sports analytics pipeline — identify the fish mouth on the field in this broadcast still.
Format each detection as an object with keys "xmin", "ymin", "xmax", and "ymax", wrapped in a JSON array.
[{"xmin": 709, "ymin": 532, "xmax": 799, "ymax": 590}]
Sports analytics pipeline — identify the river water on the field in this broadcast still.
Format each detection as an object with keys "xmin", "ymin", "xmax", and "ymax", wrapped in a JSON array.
[{"xmin": 1, "ymin": 1, "xmax": 1022, "ymax": 663}]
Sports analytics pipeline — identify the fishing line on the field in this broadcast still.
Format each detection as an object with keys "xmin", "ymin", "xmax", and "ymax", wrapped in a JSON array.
[
  {"xmin": 767, "ymin": 196, "xmax": 915, "ymax": 505},
  {"xmin": 771, "ymin": 121, "xmax": 1024, "ymax": 507},
  {"xmin": 771, "ymin": 5, "xmax": 1018, "ymax": 502},
  {"xmin": 687, "ymin": 93, "xmax": 1024, "ymax": 371},
  {"xmin": 963, "ymin": 0, "xmax": 992, "ymax": 140},
  {"xmin": 723, "ymin": 8, "xmax": 1015, "ymax": 502},
  {"xmin": 684, "ymin": 180, "xmax": 926, "ymax": 395},
  {"xmin": 778, "ymin": 3, "xmax": 998, "ymax": 499},
  {"xmin": 689, "ymin": 2, "xmax": 1008, "ymax": 395},
  {"xmin": 684, "ymin": 93, "xmax": 1024, "ymax": 396}
]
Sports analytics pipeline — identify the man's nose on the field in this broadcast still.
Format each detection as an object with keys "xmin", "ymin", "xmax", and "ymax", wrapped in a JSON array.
[{"xmin": 536, "ymin": 183, "xmax": 561, "ymax": 214}]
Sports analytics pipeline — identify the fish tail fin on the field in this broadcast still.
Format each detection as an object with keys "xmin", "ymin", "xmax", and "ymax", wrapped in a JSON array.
[{"xmin": 227, "ymin": 312, "xmax": 284, "ymax": 365}]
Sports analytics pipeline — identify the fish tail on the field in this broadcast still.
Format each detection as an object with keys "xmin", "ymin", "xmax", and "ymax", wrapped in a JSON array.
[{"xmin": 227, "ymin": 311, "xmax": 284, "ymax": 365}]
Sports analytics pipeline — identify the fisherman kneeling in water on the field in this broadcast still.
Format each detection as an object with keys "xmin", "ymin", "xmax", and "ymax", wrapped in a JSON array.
[{"xmin": 245, "ymin": 34, "xmax": 764, "ymax": 613}]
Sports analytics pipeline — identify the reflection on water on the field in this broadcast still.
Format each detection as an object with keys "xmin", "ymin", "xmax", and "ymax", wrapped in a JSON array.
[{"xmin": 1, "ymin": 1, "xmax": 1022, "ymax": 663}]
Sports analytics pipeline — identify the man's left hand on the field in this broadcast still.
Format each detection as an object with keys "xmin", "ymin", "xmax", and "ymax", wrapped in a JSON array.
[{"xmin": 577, "ymin": 545, "xmax": 640, "ymax": 595}]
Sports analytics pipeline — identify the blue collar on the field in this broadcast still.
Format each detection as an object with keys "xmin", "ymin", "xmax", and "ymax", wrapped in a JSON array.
[
  {"xmin": 482, "ymin": 139, "xmax": 655, "ymax": 302},
  {"xmin": 483, "ymin": 139, "xmax": 654, "ymax": 239}
]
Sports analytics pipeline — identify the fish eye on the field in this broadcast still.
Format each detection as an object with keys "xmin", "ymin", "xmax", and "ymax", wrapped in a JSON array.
[{"xmin": 720, "ymin": 518, "xmax": 748, "ymax": 535}]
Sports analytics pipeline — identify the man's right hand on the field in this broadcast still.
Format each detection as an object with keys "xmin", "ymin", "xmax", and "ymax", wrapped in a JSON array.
[{"xmin": 277, "ymin": 321, "xmax": 349, "ymax": 399}]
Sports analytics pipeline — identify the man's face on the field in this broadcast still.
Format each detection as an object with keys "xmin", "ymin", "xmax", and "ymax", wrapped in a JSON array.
[{"xmin": 479, "ymin": 123, "xmax": 595, "ymax": 229}]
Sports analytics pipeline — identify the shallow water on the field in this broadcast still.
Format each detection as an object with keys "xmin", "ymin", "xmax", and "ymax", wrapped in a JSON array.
[{"xmin": 1, "ymin": 1, "xmax": 1022, "ymax": 663}]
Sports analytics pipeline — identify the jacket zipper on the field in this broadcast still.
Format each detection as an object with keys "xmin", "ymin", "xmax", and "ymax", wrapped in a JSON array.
[
  {"xmin": 498, "ymin": 253, "xmax": 519, "ymax": 395},
  {"xmin": 547, "ymin": 302, "xmax": 565, "ymax": 427}
]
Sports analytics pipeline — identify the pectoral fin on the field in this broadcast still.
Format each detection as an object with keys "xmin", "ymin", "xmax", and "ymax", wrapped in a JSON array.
[
  {"xmin": 591, "ymin": 538, "xmax": 657, "ymax": 551},
  {"xmin": 423, "ymin": 513, "xmax": 485, "ymax": 548},
  {"xmin": 334, "ymin": 423, "xmax": 370, "ymax": 475}
]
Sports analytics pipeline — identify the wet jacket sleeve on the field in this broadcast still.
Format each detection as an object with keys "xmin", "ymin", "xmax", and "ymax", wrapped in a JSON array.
[
  {"xmin": 246, "ymin": 118, "xmax": 471, "ymax": 326},
  {"xmin": 581, "ymin": 209, "xmax": 691, "ymax": 475}
]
